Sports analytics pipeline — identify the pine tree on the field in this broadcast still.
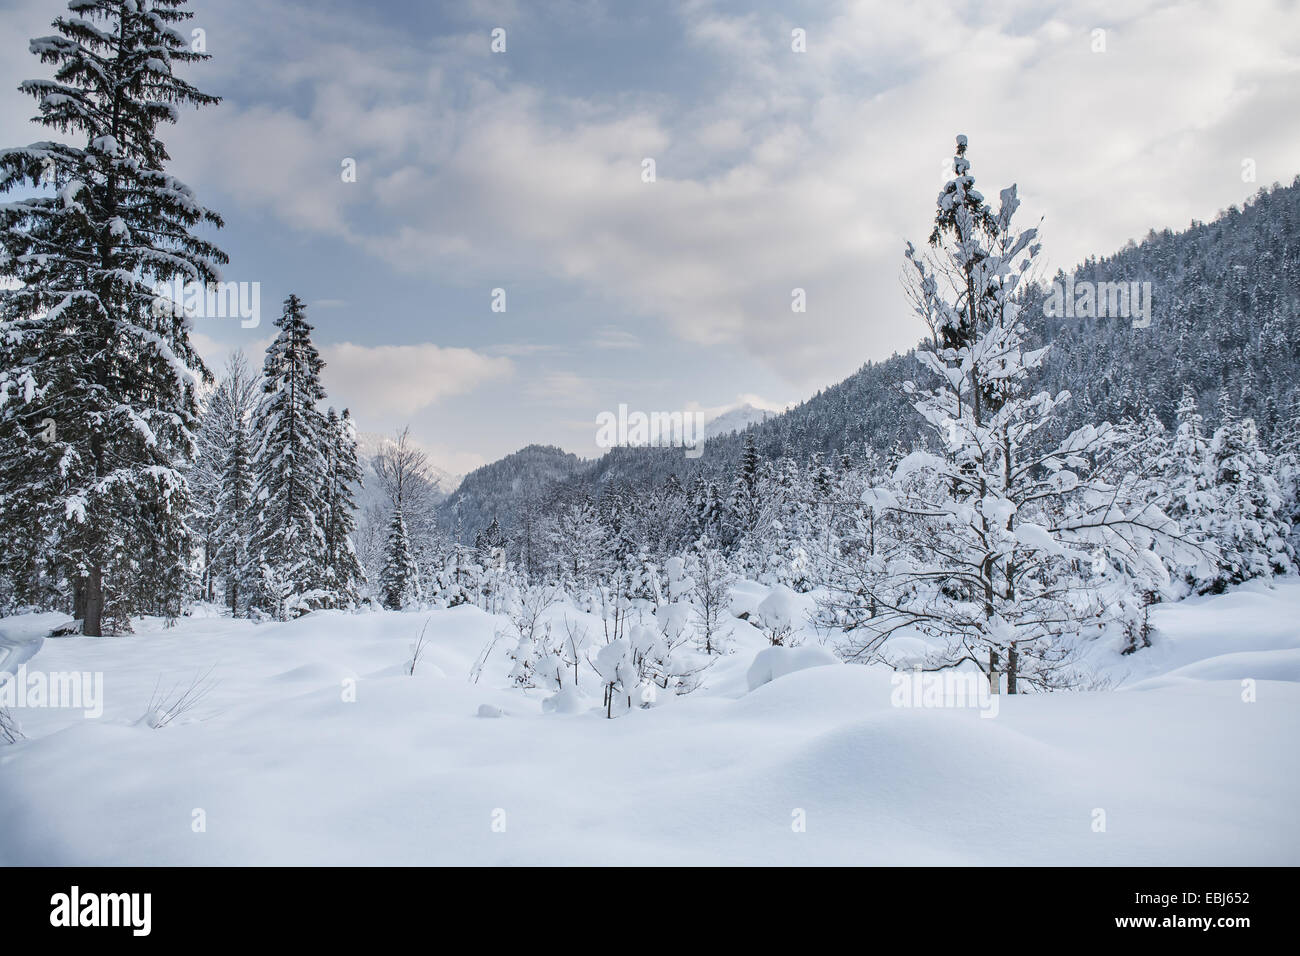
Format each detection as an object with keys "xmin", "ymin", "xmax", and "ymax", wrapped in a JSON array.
[
  {"xmin": 250, "ymin": 295, "xmax": 331, "ymax": 619},
  {"xmin": 379, "ymin": 505, "xmax": 419, "ymax": 610},
  {"xmin": 1162, "ymin": 385, "xmax": 1219, "ymax": 592},
  {"xmin": 322, "ymin": 407, "xmax": 365, "ymax": 608},
  {"xmin": 0, "ymin": 0, "xmax": 226, "ymax": 634},
  {"xmin": 1208, "ymin": 414, "xmax": 1293, "ymax": 589},
  {"xmin": 832, "ymin": 137, "xmax": 1190, "ymax": 691},
  {"xmin": 548, "ymin": 493, "xmax": 606, "ymax": 586},
  {"xmin": 1273, "ymin": 397, "xmax": 1300, "ymax": 549},
  {"xmin": 727, "ymin": 432, "xmax": 762, "ymax": 542},
  {"xmin": 689, "ymin": 476, "xmax": 722, "ymax": 543},
  {"xmin": 192, "ymin": 351, "xmax": 258, "ymax": 604},
  {"xmin": 475, "ymin": 516, "xmax": 506, "ymax": 564},
  {"xmin": 368, "ymin": 425, "xmax": 442, "ymax": 594},
  {"xmin": 214, "ymin": 414, "xmax": 256, "ymax": 616}
]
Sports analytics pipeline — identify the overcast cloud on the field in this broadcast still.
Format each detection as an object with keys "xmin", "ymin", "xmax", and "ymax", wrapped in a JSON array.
[{"xmin": 1, "ymin": 0, "xmax": 1296, "ymax": 475}]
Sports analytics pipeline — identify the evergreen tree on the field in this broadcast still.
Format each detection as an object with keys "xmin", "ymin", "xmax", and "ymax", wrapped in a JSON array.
[
  {"xmin": 192, "ymin": 351, "xmax": 258, "ymax": 603},
  {"xmin": 689, "ymin": 476, "xmax": 722, "ymax": 543},
  {"xmin": 1161, "ymin": 385, "xmax": 1219, "ymax": 592},
  {"xmin": 1208, "ymin": 414, "xmax": 1293, "ymax": 589},
  {"xmin": 250, "ymin": 295, "xmax": 331, "ymax": 619},
  {"xmin": 323, "ymin": 407, "xmax": 365, "ymax": 609},
  {"xmin": 727, "ymin": 432, "xmax": 762, "ymax": 542},
  {"xmin": 828, "ymin": 137, "xmax": 1190, "ymax": 691},
  {"xmin": 379, "ymin": 505, "xmax": 419, "ymax": 610},
  {"xmin": 475, "ymin": 516, "xmax": 506, "ymax": 564},
  {"xmin": 0, "ymin": 0, "xmax": 226, "ymax": 633},
  {"xmin": 1273, "ymin": 397, "xmax": 1300, "ymax": 549},
  {"xmin": 214, "ymin": 414, "xmax": 256, "ymax": 616}
]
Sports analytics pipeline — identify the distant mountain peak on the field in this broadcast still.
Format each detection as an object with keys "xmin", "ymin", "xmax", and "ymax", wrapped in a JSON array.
[
  {"xmin": 703, "ymin": 402, "xmax": 785, "ymax": 439},
  {"xmin": 355, "ymin": 430, "xmax": 462, "ymax": 493}
]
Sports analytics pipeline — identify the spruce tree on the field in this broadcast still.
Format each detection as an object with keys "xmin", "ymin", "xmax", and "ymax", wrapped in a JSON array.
[
  {"xmin": 1162, "ymin": 385, "xmax": 1218, "ymax": 591},
  {"xmin": 830, "ymin": 137, "xmax": 1190, "ymax": 691},
  {"xmin": 728, "ymin": 433, "xmax": 762, "ymax": 540},
  {"xmin": 250, "ymin": 295, "xmax": 331, "ymax": 619},
  {"xmin": 475, "ymin": 516, "xmax": 506, "ymax": 563},
  {"xmin": 322, "ymin": 407, "xmax": 365, "ymax": 609},
  {"xmin": 0, "ymin": 0, "xmax": 226, "ymax": 634},
  {"xmin": 192, "ymin": 351, "xmax": 258, "ymax": 603},
  {"xmin": 379, "ymin": 505, "xmax": 419, "ymax": 609},
  {"xmin": 215, "ymin": 414, "xmax": 256, "ymax": 616},
  {"xmin": 1208, "ymin": 413, "xmax": 1293, "ymax": 589}
]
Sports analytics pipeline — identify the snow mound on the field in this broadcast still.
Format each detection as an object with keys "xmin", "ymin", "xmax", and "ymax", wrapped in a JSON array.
[
  {"xmin": 746, "ymin": 644, "xmax": 839, "ymax": 691},
  {"xmin": 542, "ymin": 687, "xmax": 585, "ymax": 715}
]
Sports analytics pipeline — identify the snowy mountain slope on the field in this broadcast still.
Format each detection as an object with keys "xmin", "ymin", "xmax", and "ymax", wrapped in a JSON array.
[
  {"xmin": 703, "ymin": 402, "xmax": 783, "ymax": 439},
  {"xmin": 435, "ymin": 179, "xmax": 1300, "ymax": 535},
  {"xmin": 437, "ymin": 444, "xmax": 587, "ymax": 533},
  {"xmin": 0, "ymin": 581, "xmax": 1297, "ymax": 865}
]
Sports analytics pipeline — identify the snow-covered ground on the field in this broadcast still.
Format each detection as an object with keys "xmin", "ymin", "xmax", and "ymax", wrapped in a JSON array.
[{"xmin": 1, "ymin": 580, "xmax": 1298, "ymax": 865}]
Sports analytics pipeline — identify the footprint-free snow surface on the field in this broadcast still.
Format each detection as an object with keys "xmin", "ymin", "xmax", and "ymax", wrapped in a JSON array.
[{"xmin": 1, "ymin": 581, "xmax": 1297, "ymax": 865}]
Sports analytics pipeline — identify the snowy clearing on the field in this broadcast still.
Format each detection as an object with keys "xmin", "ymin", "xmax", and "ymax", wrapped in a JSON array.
[{"xmin": 1, "ymin": 578, "xmax": 1297, "ymax": 866}]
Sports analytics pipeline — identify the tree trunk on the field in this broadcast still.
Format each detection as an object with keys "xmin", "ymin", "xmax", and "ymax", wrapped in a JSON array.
[
  {"xmin": 1007, "ymin": 644, "xmax": 1018, "ymax": 694},
  {"xmin": 988, "ymin": 648, "xmax": 999, "ymax": 694},
  {"xmin": 205, "ymin": 538, "xmax": 215, "ymax": 603},
  {"xmin": 82, "ymin": 565, "xmax": 104, "ymax": 637},
  {"xmin": 73, "ymin": 576, "xmax": 86, "ymax": 621}
]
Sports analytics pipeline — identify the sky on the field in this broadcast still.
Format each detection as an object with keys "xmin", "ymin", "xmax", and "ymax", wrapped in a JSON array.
[{"xmin": 1, "ymin": 0, "xmax": 1298, "ymax": 477}]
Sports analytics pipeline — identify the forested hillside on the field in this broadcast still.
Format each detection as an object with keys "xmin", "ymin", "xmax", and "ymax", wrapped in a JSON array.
[{"xmin": 442, "ymin": 176, "xmax": 1300, "ymax": 539}]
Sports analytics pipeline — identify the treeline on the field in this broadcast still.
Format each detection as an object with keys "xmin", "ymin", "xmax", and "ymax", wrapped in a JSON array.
[
  {"xmin": 0, "ymin": 2, "xmax": 367, "ymax": 630},
  {"xmin": 189, "ymin": 298, "xmax": 365, "ymax": 622}
]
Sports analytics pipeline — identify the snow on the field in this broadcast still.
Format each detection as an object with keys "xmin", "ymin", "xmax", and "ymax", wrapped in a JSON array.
[
  {"xmin": 746, "ymin": 644, "xmax": 839, "ymax": 691},
  {"xmin": 0, "ymin": 580, "xmax": 1297, "ymax": 865}
]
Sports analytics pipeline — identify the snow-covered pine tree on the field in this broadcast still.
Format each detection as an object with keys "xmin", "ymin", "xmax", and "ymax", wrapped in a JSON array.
[
  {"xmin": 831, "ymin": 136, "xmax": 1190, "ymax": 691},
  {"xmin": 725, "ymin": 432, "xmax": 762, "ymax": 550},
  {"xmin": 250, "ymin": 295, "xmax": 332, "ymax": 619},
  {"xmin": 548, "ymin": 493, "xmax": 606, "ymax": 587},
  {"xmin": 322, "ymin": 407, "xmax": 365, "ymax": 609},
  {"xmin": 688, "ymin": 475, "xmax": 723, "ymax": 544},
  {"xmin": 214, "ymin": 412, "xmax": 256, "ymax": 616},
  {"xmin": 0, "ymin": 0, "xmax": 226, "ymax": 633},
  {"xmin": 1273, "ymin": 396, "xmax": 1300, "ymax": 551},
  {"xmin": 1207, "ymin": 410, "xmax": 1293, "ymax": 590},
  {"xmin": 475, "ymin": 516, "xmax": 506, "ymax": 565},
  {"xmin": 192, "ymin": 351, "xmax": 258, "ymax": 603},
  {"xmin": 1161, "ymin": 385, "xmax": 1219, "ymax": 592},
  {"xmin": 379, "ymin": 505, "xmax": 419, "ymax": 610},
  {"xmin": 368, "ymin": 426, "xmax": 442, "ymax": 594}
]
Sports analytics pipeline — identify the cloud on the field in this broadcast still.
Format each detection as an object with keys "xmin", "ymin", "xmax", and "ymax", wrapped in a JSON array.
[
  {"xmin": 487, "ymin": 342, "xmax": 565, "ymax": 357},
  {"xmin": 190, "ymin": 331, "xmax": 275, "ymax": 372},
  {"xmin": 525, "ymin": 370, "xmax": 601, "ymax": 405},
  {"xmin": 320, "ymin": 342, "xmax": 513, "ymax": 416},
  {"xmin": 592, "ymin": 327, "xmax": 641, "ymax": 350},
  {"xmin": 160, "ymin": 0, "xmax": 1300, "ymax": 396},
  {"xmin": 686, "ymin": 392, "xmax": 793, "ymax": 421},
  {"xmin": 7, "ymin": 0, "xmax": 1296, "ymax": 449}
]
